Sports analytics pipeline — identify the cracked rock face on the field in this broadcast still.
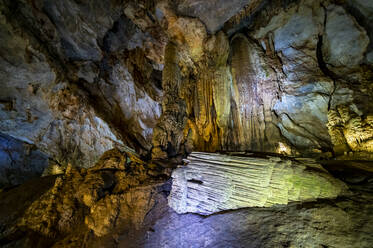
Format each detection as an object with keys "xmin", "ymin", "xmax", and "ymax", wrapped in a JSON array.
[
  {"xmin": 0, "ymin": 148, "xmax": 170, "ymax": 247},
  {"xmin": 0, "ymin": 0, "xmax": 372, "ymax": 247},
  {"xmin": 0, "ymin": 133, "xmax": 49, "ymax": 187}
]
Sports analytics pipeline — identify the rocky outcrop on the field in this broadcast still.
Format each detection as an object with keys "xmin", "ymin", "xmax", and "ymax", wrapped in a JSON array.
[
  {"xmin": 327, "ymin": 105, "xmax": 373, "ymax": 159},
  {"xmin": 0, "ymin": 148, "xmax": 170, "ymax": 247},
  {"xmin": 169, "ymin": 152, "xmax": 347, "ymax": 215},
  {"xmin": 252, "ymin": 0, "xmax": 373, "ymax": 157},
  {"xmin": 1, "ymin": 0, "xmax": 372, "ymax": 166},
  {"xmin": 0, "ymin": 0, "xmax": 372, "ymax": 247}
]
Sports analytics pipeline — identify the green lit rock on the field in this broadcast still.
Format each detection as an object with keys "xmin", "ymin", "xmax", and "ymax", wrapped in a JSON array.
[{"xmin": 169, "ymin": 152, "xmax": 348, "ymax": 215}]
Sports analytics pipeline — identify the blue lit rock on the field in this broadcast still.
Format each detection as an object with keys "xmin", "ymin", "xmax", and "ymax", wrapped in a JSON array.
[
  {"xmin": 0, "ymin": 133, "xmax": 49, "ymax": 187},
  {"xmin": 169, "ymin": 152, "xmax": 348, "ymax": 215},
  {"xmin": 322, "ymin": 5, "xmax": 369, "ymax": 68}
]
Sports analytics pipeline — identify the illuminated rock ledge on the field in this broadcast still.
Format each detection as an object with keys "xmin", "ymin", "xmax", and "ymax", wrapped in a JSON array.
[{"xmin": 169, "ymin": 152, "xmax": 348, "ymax": 215}]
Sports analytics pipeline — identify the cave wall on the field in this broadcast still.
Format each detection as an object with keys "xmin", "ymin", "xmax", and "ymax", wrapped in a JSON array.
[
  {"xmin": 152, "ymin": 0, "xmax": 373, "ymax": 159},
  {"xmin": 0, "ymin": 1, "xmax": 372, "ymax": 246},
  {"xmin": 0, "ymin": 0, "xmax": 372, "ymax": 180},
  {"xmin": 0, "ymin": 0, "xmax": 165, "ymax": 177},
  {"xmin": 0, "ymin": 132, "xmax": 48, "ymax": 187}
]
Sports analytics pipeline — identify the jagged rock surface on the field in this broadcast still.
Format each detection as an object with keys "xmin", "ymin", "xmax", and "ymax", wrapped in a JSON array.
[
  {"xmin": 0, "ymin": 0, "xmax": 164, "ymax": 176},
  {"xmin": 252, "ymin": 0, "xmax": 373, "ymax": 157},
  {"xmin": 1, "ymin": 0, "xmax": 372, "ymax": 167},
  {"xmin": 169, "ymin": 152, "xmax": 347, "ymax": 215},
  {"xmin": 0, "ymin": 0, "xmax": 372, "ymax": 247},
  {"xmin": 0, "ymin": 148, "xmax": 170, "ymax": 247}
]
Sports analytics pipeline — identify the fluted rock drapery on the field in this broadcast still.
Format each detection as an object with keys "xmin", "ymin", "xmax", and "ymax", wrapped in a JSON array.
[{"xmin": 169, "ymin": 152, "xmax": 347, "ymax": 215}]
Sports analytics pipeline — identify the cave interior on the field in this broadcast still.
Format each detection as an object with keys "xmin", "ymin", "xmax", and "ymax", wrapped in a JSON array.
[{"xmin": 0, "ymin": 0, "xmax": 373, "ymax": 247}]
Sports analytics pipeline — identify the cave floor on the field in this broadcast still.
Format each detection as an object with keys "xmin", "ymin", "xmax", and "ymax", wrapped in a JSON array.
[{"xmin": 0, "ymin": 152, "xmax": 372, "ymax": 248}]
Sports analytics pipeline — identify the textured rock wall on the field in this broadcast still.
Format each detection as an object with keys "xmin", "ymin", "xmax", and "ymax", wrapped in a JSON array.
[
  {"xmin": 0, "ymin": 132, "xmax": 49, "ymax": 187},
  {"xmin": 1, "ymin": 0, "xmax": 372, "ymax": 173},
  {"xmin": 0, "ymin": 0, "xmax": 165, "ymax": 173},
  {"xmin": 252, "ymin": 0, "xmax": 373, "ymax": 158},
  {"xmin": 169, "ymin": 152, "xmax": 347, "ymax": 215},
  {"xmin": 0, "ymin": 148, "xmax": 170, "ymax": 247},
  {"xmin": 153, "ymin": 0, "xmax": 373, "ymax": 158}
]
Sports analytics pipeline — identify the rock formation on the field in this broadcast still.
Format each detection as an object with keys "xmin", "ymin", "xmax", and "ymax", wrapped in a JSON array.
[
  {"xmin": 0, "ymin": 0, "xmax": 165, "ymax": 175},
  {"xmin": 0, "ymin": 148, "xmax": 170, "ymax": 247},
  {"xmin": 0, "ymin": 0, "xmax": 372, "ymax": 247},
  {"xmin": 0, "ymin": 133, "xmax": 49, "ymax": 187},
  {"xmin": 169, "ymin": 152, "xmax": 347, "ymax": 215},
  {"xmin": 0, "ymin": 149, "xmax": 372, "ymax": 247},
  {"xmin": 0, "ymin": 0, "xmax": 372, "ymax": 172},
  {"xmin": 150, "ymin": 0, "xmax": 373, "ymax": 159}
]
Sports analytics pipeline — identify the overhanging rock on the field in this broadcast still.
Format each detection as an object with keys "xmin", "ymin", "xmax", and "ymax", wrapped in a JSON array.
[{"xmin": 168, "ymin": 152, "xmax": 348, "ymax": 215}]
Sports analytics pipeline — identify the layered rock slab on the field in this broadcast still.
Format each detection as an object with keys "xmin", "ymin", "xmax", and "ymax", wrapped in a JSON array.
[{"xmin": 169, "ymin": 152, "xmax": 347, "ymax": 215}]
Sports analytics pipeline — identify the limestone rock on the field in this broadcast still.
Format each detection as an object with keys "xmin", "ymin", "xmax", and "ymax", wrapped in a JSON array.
[
  {"xmin": 0, "ymin": 132, "xmax": 49, "ymax": 187},
  {"xmin": 169, "ymin": 152, "xmax": 348, "ymax": 215},
  {"xmin": 43, "ymin": 0, "xmax": 122, "ymax": 61},
  {"xmin": 0, "ymin": 153, "xmax": 372, "ymax": 247},
  {"xmin": 0, "ymin": 148, "xmax": 169, "ymax": 246},
  {"xmin": 322, "ymin": 5, "xmax": 369, "ymax": 69},
  {"xmin": 327, "ymin": 104, "xmax": 373, "ymax": 157},
  {"xmin": 176, "ymin": 0, "xmax": 262, "ymax": 33},
  {"xmin": 346, "ymin": 0, "xmax": 373, "ymax": 64},
  {"xmin": 0, "ymin": 0, "xmax": 164, "ymax": 165},
  {"xmin": 152, "ymin": 42, "xmax": 187, "ymax": 159},
  {"xmin": 144, "ymin": 182, "xmax": 373, "ymax": 248}
]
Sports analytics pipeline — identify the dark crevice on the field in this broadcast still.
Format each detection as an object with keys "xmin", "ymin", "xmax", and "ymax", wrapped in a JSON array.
[
  {"xmin": 316, "ymin": 5, "xmax": 337, "ymax": 111},
  {"xmin": 187, "ymin": 179, "xmax": 203, "ymax": 185}
]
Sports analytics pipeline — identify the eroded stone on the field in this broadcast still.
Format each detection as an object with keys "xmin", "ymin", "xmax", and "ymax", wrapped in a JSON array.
[{"xmin": 169, "ymin": 152, "xmax": 348, "ymax": 215}]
